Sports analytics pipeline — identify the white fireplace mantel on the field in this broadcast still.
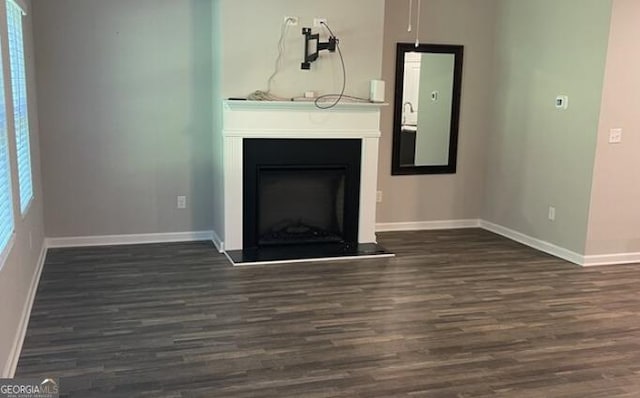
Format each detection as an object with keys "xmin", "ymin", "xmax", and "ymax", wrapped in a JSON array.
[{"xmin": 222, "ymin": 100, "xmax": 385, "ymax": 252}]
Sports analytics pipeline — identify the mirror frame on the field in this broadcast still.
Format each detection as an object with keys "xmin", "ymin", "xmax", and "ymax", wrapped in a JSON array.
[{"xmin": 392, "ymin": 43, "xmax": 464, "ymax": 175}]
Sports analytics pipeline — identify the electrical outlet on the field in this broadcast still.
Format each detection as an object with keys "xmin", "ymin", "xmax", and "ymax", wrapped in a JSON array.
[
  {"xmin": 177, "ymin": 196, "xmax": 187, "ymax": 209},
  {"xmin": 555, "ymin": 95, "xmax": 569, "ymax": 110},
  {"xmin": 548, "ymin": 206, "xmax": 556, "ymax": 221},
  {"xmin": 376, "ymin": 191, "xmax": 383, "ymax": 203},
  {"xmin": 314, "ymin": 18, "xmax": 327, "ymax": 27},
  {"xmin": 609, "ymin": 128, "xmax": 623, "ymax": 144},
  {"xmin": 284, "ymin": 16, "xmax": 298, "ymax": 26}
]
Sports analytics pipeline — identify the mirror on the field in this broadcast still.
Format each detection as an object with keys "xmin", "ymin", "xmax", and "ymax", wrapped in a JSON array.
[{"xmin": 392, "ymin": 43, "xmax": 464, "ymax": 175}]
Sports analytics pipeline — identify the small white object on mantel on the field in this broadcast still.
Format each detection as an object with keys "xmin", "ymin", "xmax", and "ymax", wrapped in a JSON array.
[
  {"xmin": 370, "ymin": 80, "xmax": 386, "ymax": 103},
  {"xmin": 221, "ymin": 100, "xmax": 387, "ymax": 252}
]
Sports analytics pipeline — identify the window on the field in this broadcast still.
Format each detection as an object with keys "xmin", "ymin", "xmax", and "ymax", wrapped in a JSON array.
[
  {"xmin": 0, "ymin": 25, "xmax": 14, "ymax": 260},
  {"xmin": 6, "ymin": 0, "xmax": 31, "ymax": 214}
]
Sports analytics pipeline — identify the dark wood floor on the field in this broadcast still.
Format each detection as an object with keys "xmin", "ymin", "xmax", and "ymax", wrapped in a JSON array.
[{"xmin": 16, "ymin": 229, "xmax": 640, "ymax": 397}]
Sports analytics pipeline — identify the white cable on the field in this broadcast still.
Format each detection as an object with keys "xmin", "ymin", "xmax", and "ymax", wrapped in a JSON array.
[
  {"xmin": 247, "ymin": 91, "xmax": 290, "ymax": 101},
  {"xmin": 266, "ymin": 18, "xmax": 292, "ymax": 93},
  {"xmin": 415, "ymin": 0, "xmax": 421, "ymax": 47},
  {"xmin": 408, "ymin": 0, "xmax": 413, "ymax": 32}
]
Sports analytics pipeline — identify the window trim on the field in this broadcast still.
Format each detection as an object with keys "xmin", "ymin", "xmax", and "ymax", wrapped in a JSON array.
[
  {"xmin": 0, "ymin": 1, "xmax": 17, "ymax": 271},
  {"xmin": 7, "ymin": 0, "xmax": 25, "ymax": 13},
  {"xmin": 20, "ymin": 195, "xmax": 31, "ymax": 219},
  {"xmin": 6, "ymin": 0, "xmax": 32, "ymax": 215},
  {"xmin": 0, "ymin": 233, "xmax": 14, "ymax": 271}
]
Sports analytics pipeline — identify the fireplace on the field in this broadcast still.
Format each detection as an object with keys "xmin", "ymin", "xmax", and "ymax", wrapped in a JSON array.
[
  {"xmin": 220, "ymin": 100, "xmax": 393, "ymax": 265},
  {"xmin": 257, "ymin": 167, "xmax": 347, "ymax": 245},
  {"xmin": 243, "ymin": 139, "xmax": 361, "ymax": 249}
]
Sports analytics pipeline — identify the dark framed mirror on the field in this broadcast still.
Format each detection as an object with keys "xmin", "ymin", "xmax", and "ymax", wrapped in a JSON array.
[{"xmin": 392, "ymin": 43, "xmax": 464, "ymax": 175}]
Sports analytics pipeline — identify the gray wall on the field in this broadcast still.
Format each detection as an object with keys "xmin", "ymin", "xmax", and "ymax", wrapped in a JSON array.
[
  {"xmin": 25, "ymin": 0, "xmax": 629, "ymax": 259},
  {"xmin": 379, "ymin": 0, "xmax": 498, "ymax": 223},
  {"xmin": 211, "ymin": 1, "xmax": 224, "ymax": 244},
  {"xmin": 33, "ymin": 0, "xmax": 214, "ymax": 238},
  {"xmin": 218, "ymin": 0, "xmax": 385, "ymax": 100},
  {"xmin": 0, "ymin": 0, "xmax": 46, "ymax": 376},
  {"xmin": 586, "ymin": 0, "xmax": 640, "ymax": 255},
  {"xmin": 484, "ymin": 0, "xmax": 612, "ymax": 253}
]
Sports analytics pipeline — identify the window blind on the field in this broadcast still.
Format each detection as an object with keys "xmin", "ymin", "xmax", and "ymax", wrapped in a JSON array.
[
  {"xmin": 7, "ymin": 0, "xmax": 32, "ymax": 214},
  {"xmin": 0, "ymin": 32, "xmax": 14, "ymax": 256}
]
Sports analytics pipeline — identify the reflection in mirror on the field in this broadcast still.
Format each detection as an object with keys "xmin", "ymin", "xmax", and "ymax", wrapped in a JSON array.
[{"xmin": 392, "ymin": 44, "xmax": 463, "ymax": 175}]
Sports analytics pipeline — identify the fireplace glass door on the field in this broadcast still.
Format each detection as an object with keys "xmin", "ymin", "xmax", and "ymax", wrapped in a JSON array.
[{"xmin": 257, "ymin": 167, "xmax": 346, "ymax": 246}]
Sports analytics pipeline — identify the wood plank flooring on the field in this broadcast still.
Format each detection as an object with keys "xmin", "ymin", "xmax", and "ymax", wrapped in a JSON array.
[{"xmin": 16, "ymin": 229, "xmax": 640, "ymax": 397}]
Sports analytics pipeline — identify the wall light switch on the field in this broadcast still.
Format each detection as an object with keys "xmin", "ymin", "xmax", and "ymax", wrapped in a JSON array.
[
  {"xmin": 609, "ymin": 128, "xmax": 623, "ymax": 144},
  {"xmin": 376, "ymin": 191, "xmax": 383, "ymax": 203},
  {"xmin": 177, "ymin": 196, "xmax": 187, "ymax": 209},
  {"xmin": 548, "ymin": 206, "xmax": 556, "ymax": 221}
]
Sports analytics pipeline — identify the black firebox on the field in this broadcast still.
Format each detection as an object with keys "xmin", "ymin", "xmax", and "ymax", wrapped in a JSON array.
[{"xmin": 243, "ymin": 139, "xmax": 361, "ymax": 251}]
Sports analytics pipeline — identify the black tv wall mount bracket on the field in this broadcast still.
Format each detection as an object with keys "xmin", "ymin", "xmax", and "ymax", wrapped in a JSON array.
[{"xmin": 301, "ymin": 27, "xmax": 337, "ymax": 70}]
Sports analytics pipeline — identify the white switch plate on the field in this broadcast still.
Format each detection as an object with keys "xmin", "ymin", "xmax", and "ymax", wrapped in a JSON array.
[
  {"xmin": 177, "ymin": 196, "xmax": 187, "ymax": 209},
  {"xmin": 376, "ymin": 191, "xmax": 383, "ymax": 203},
  {"xmin": 548, "ymin": 206, "xmax": 556, "ymax": 221},
  {"xmin": 314, "ymin": 18, "xmax": 327, "ymax": 27},
  {"xmin": 609, "ymin": 128, "xmax": 623, "ymax": 144}
]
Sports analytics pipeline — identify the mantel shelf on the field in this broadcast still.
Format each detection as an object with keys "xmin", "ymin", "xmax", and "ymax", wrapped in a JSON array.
[{"xmin": 223, "ymin": 100, "xmax": 388, "ymax": 112}]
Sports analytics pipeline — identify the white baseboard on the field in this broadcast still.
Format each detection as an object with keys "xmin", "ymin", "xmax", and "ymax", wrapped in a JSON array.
[
  {"xmin": 582, "ymin": 252, "xmax": 640, "ymax": 267},
  {"xmin": 212, "ymin": 230, "xmax": 224, "ymax": 253},
  {"xmin": 376, "ymin": 219, "xmax": 480, "ymax": 232},
  {"xmin": 479, "ymin": 220, "xmax": 584, "ymax": 265},
  {"xmin": 479, "ymin": 221, "xmax": 640, "ymax": 266},
  {"xmin": 3, "ymin": 242, "xmax": 48, "ymax": 378},
  {"xmin": 4, "ymin": 230, "xmax": 218, "ymax": 376},
  {"xmin": 376, "ymin": 218, "xmax": 589, "ymax": 266},
  {"xmin": 46, "ymin": 231, "xmax": 214, "ymax": 249}
]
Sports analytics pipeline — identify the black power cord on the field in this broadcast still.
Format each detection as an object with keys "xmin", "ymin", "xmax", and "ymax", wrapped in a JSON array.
[{"xmin": 314, "ymin": 21, "xmax": 347, "ymax": 110}]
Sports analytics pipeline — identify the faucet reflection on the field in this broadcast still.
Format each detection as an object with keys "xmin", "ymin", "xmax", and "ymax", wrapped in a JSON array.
[{"xmin": 402, "ymin": 101, "xmax": 415, "ymax": 125}]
